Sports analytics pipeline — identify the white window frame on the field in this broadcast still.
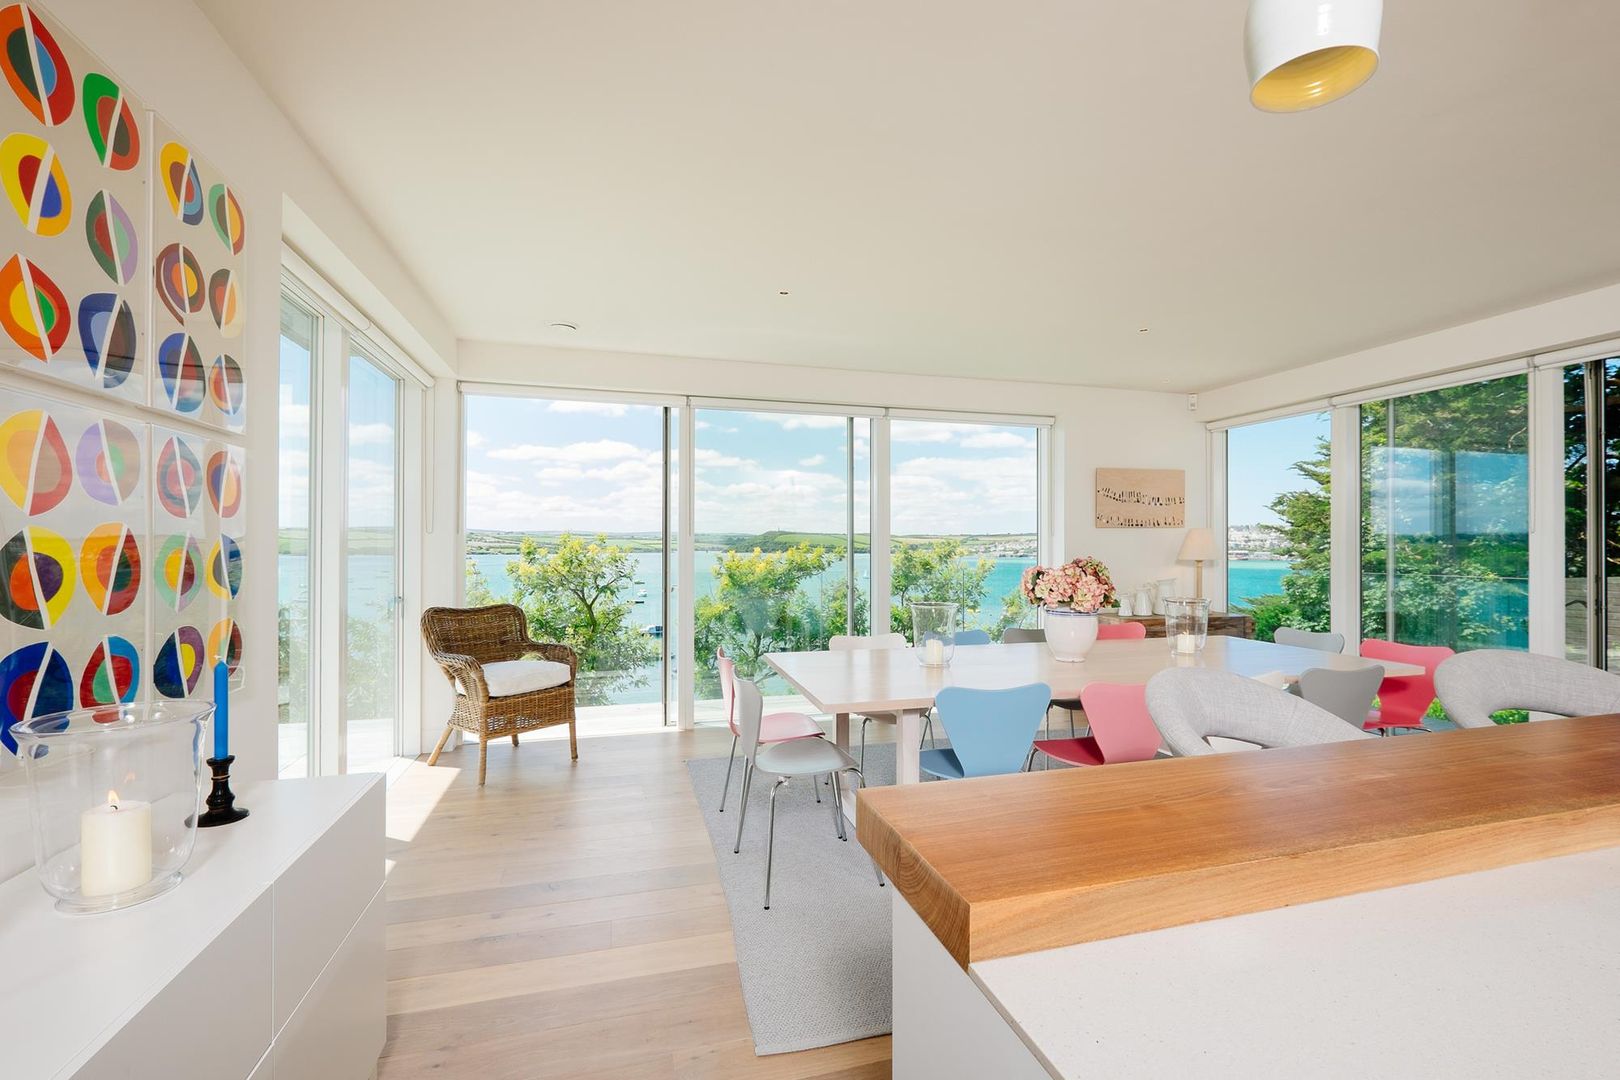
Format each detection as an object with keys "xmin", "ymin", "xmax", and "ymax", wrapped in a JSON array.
[{"xmin": 281, "ymin": 252, "xmax": 427, "ymax": 773}]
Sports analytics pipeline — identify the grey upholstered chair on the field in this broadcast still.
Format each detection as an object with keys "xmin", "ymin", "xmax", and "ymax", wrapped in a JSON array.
[
  {"xmin": 1145, "ymin": 668, "xmax": 1375, "ymax": 756},
  {"xmin": 1274, "ymin": 627, "xmax": 1347, "ymax": 654},
  {"xmin": 1434, "ymin": 650, "xmax": 1620, "ymax": 729},
  {"xmin": 1297, "ymin": 665, "xmax": 1384, "ymax": 727}
]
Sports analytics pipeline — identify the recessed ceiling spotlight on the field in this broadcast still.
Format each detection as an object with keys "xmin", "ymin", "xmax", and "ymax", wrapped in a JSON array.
[
  {"xmin": 1138, "ymin": 327, "xmax": 1150, "ymax": 334},
  {"xmin": 549, "ymin": 322, "xmax": 578, "ymax": 331},
  {"xmin": 778, "ymin": 290, "xmax": 790, "ymax": 296}
]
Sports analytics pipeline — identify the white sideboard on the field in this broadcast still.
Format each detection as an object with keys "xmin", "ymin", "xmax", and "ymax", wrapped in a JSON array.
[{"xmin": 0, "ymin": 775, "xmax": 385, "ymax": 1080}]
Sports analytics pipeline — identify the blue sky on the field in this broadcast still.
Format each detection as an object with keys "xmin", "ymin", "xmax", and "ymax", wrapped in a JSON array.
[
  {"xmin": 462, "ymin": 397, "xmax": 1038, "ymax": 536},
  {"xmin": 1226, "ymin": 411, "xmax": 1330, "ymax": 527}
]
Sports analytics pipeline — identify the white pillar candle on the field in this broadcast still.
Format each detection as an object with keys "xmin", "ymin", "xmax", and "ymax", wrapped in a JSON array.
[
  {"xmin": 80, "ymin": 791, "xmax": 153, "ymax": 898},
  {"xmin": 1174, "ymin": 632, "xmax": 1199, "ymax": 655},
  {"xmin": 925, "ymin": 638, "xmax": 945, "ymax": 665}
]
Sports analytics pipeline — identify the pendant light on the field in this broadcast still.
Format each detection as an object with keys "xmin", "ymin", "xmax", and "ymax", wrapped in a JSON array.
[{"xmin": 1245, "ymin": 0, "xmax": 1382, "ymax": 112}]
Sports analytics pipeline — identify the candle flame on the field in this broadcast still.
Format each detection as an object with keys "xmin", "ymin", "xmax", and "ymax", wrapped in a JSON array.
[{"xmin": 107, "ymin": 789, "xmax": 120, "ymax": 809}]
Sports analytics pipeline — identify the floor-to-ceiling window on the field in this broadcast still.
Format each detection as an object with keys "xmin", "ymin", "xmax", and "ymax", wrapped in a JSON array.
[
  {"xmin": 277, "ymin": 295, "xmax": 317, "ymax": 778},
  {"xmin": 277, "ymin": 268, "xmax": 425, "ymax": 776},
  {"xmin": 692, "ymin": 409, "xmax": 869, "ymax": 722},
  {"xmin": 462, "ymin": 394, "xmax": 672, "ymax": 730},
  {"xmin": 1562, "ymin": 355, "xmax": 1620, "ymax": 667},
  {"xmin": 889, "ymin": 419, "xmax": 1040, "ymax": 641},
  {"xmin": 1224, "ymin": 412, "xmax": 1331, "ymax": 641},
  {"xmin": 1360, "ymin": 375, "xmax": 1530, "ymax": 652},
  {"xmin": 344, "ymin": 349, "xmax": 402, "ymax": 772}
]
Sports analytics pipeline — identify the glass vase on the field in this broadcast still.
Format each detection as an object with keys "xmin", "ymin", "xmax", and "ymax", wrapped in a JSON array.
[
  {"xmin": 11, "ymin": 702, "xmax": 213, "ymax": 914},
  {"xmin": 1165, "ymin": 597, "xmax": 1211, "ymax": 656},
  {"xmin": 911, "ymin": 602, "xmax": 960, "ymax": 666}
]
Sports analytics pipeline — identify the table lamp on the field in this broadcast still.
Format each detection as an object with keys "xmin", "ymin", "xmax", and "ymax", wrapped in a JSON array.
[{"xmin": 1178, "ymin": 528, "xmax": 1216, "ymax": 599}]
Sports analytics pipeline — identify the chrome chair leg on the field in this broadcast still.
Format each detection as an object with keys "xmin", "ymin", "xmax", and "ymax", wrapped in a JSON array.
[
  {"xmin": 732, "ymin": 761, "xmax": 754, "ymax": 854},
  {"xmin": 859, "ymin": 716, "xmax": 869, "ymax": 771},
  {"xmin": 764, "ymin": 776, "xmax": 787, "ymax": 909},
  {"xmin": 1024, "ymin": 746, "xmax": 1038, "ymax": 772},
  {"xmin": 848, "ymin": 769, "xmax": 885, "ymax": 886},
  {"xmin": 813, "ymin": 772, "xmax": 822, "ymax": 803},
  {"xmin": 829, "ymin": 770, "xmax": 848, "ymax": 840},
  {"xmin": 718, "ymin": 733, "xmax": 738, "ymax": 813}
]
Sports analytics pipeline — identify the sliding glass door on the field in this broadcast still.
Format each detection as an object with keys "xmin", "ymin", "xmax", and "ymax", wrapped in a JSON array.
[
  {"xmin": 1360, "ymin": 375, "xmax": 1530, "ymax": 651},
  {"xmin": 344, "ymin": 350, "xmax": 402, "ymax": 773},
  {"xmin": 1562, "ymin": 355, "xmax": 1620, "ymax": 667},
  {"xmin": 277, "ymin": 296, "xmax": 317, "ymax": 777},
  {"xmin": 691, "ymin": 409, "xmax": 867, "ymax": 723},
  {"xmin": 462, "ymin": 394, "xmax": 671, "ymax": 730}
]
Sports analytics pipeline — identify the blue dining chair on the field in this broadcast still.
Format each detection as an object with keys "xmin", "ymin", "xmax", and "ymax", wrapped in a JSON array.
[
  {"xmin": 919, "ymin": 682, "xmax": 1052, "ymax": 780},
  {"xmin": 917, "ymin": 629, "xmax": 997, "ymax": 750}
]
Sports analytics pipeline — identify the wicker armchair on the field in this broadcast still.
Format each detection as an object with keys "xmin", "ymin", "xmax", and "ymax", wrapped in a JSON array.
[{"xmin": 421, "ymin": 604, "xmax": 579, "ymax": 785}]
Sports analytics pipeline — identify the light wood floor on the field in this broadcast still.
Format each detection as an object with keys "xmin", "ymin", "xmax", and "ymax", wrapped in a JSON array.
[{"xmin": 379, "ymin": 724, "xmax": 893, "ymax": 1079}]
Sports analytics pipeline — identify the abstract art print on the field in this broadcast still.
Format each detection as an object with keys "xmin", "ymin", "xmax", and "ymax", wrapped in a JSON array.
[
  {"xmin": 0, "ymin": 2, "xmax": 147, "ymax": 402},
  {"xmin": 1095, "ymin": 467, "xmax": 1186, "ymax": 528},
  {"xmin": 151, "ymin": 117, "xmax": 244, "ymax": 432}
]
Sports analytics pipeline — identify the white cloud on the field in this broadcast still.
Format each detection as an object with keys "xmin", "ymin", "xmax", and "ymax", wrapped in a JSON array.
[
  {"xmin": 465, "ymin": 431, "xmax": 487, "ymax": 449},
  {"xmin": 489, "ymin": 439, "xmax": 646, "ymax": 464},
  {"xmin": 348, "ymin": 421, "xmax": 395, "ymax": 447},
  {"xmin": 694, "ymin": 447, "xmax": 754, "ymax": 469},
  {"xmin": 548, "ymin": 400, "xmax": 629, "ymax": 418},
  {"xmin": 959, "ymin": 430, "xmax": 1035, "ymax": 450},
  {"xmin": 748, "ymin": 412, "xmax": 846, "ymax": 431},
  {"xmin": 799, "ymin": 454, "xmax": 827, "ymax": 467},
  {"xmin": 890, "ymin": 421, "xmax": 961, "ymax": 444}
]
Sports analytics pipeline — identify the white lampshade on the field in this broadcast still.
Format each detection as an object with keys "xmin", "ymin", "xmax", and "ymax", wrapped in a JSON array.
[
  {"xmin": 1178, "ymin": 528, "xmax": 1216, "ymax": 562},
  {"xmin": 1245, "ymin": 0, "xmax": 1382, "ymax": 113}
]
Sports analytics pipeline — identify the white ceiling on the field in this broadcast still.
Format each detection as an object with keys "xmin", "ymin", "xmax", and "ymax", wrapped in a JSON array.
[{"xmin": 199, "ymin": 0, "xmax": 1620, "ymax": 392}]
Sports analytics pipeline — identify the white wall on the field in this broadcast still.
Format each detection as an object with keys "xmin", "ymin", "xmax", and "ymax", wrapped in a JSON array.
[
  {"xmin": 42, "ymin": 0, "xmax": 456, "ymax": 782},
  {"xmin": 439, "ymin": 341, "xmax": 1207, "ymax": 740}
]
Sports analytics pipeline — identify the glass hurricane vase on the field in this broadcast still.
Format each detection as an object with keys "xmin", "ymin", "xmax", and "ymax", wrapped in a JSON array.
[{"xmin": 911, "ymin": 602, "xmax": 960, "ymax": 666}]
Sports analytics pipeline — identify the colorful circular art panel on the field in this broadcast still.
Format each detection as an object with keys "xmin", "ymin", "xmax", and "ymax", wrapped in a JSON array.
[
  {"xmin": 0, "ymin": 5, "xmax": 73, "ymax": 127},
  {"xmin": 77, "ymin": 293, "xmax": 135, "ymax": 388},
  {"xmin": 208, "ymin": 182, "xmax": 244, "ymax": 255},
  {"xmin": 154, "ymin": 434, "xmax": 203, "ymax": 518},
  {"xmin": 1, "ymin": 253, "xmax": 70, "ymax": 361},
  {"xmin": 207, "ymin": 617, "xmax": 242, "ymax": 675},
  {"xmin": 80, "ymin": 635, "xmax": 139, "ymax": 707},
  {"xmin": 1, "ymin": 525, "xmax": 74, "ymax": 629},
  {"xmin": 159, "ymin": 141, "xmax": 202, "ymax": 225},
  {"xmin": 158, "ymin": 332, "xmax": 205, "ymax": 413},
  {"xmin": 82, "ymin": 71, "xmax": 140, "ymax": 171},
  {"xmin": 75, "ymin": 418, "xmax": 140, "ymax": 506},
  {"xmin": 207, "ymin": 535, "xmax": 242, "ymax": 600},
  {"xmin": 206, "ymin": 448, "xmax": 241, "ymax": 517},
  {"xmin": 154, "ymin": 533, "xmax": 201, "ymax": 612},
  {"xmin": 79, "ymin": 522, "xmax": 140, "ymax": 616},
  {"xmin": 0, "ymin": 132, "xmax": 70, "ymax": 237},
  {"xmin": 207, "ymin": 268, "xmax": 243, "ymax": 338},
  {"xmin": 1, "ymin": 641, "xmax": 72, "ymax": 754},
  {"xmin": 208, "ymin": 354, "xmax": 244, "ymax": 419},
  {"xmin": 154, "ymin": 242, "xmax": 204, "ymax": 325},
  {"xmin": 152, "ymin": 626, "xmax": 204, "ymax": 699},
  {"xmin": 85, "ymin": 189, "xmax": 137, "ymax": 284},
  {"xmin": 0, "ymin": 408, "xmax": 71, "ymax": 514}
]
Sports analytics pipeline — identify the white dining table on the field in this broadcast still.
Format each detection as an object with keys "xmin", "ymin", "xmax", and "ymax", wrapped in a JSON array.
[{"xmin": 764, "ymin": 636, "xmax": 1421, "ymax": 804}]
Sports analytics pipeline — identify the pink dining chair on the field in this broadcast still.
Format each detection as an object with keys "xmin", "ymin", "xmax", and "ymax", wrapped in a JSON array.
[
  {"xmin": 1357, "ymin": 639, "xmax": 1455, "ymax": 734},
  {"xmin": 1052, "ymin": 621, "xmax": 1149, "ymax": 737},
  {"xmin": 1032, "ymin": 682, "xmax": 1162, "ymax": 769},
  {"xmin": 716, "ymin": 647, "xmax": 824, "ymax": 812}
]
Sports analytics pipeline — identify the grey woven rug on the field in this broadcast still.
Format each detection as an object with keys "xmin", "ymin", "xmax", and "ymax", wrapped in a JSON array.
[{"xmin": 686, "ymin": 743, "xmax": 901, "ymax": 1055}]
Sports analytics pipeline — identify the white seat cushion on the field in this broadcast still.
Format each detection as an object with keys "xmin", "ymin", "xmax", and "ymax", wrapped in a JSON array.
[{"xmin": 477, "ymin": 659, "xmax": 572, "ymax": 697}]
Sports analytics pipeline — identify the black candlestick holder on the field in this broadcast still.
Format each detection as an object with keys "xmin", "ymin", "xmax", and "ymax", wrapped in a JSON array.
[{"xmin": 196, "ymin": 754, "xmax": 249, "ymax": 827}]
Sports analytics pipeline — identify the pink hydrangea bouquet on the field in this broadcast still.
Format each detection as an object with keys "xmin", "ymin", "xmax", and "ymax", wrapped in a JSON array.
[{"xmin": 1020, "ymin": 557, "xmax": 1117, "ymax": 614}]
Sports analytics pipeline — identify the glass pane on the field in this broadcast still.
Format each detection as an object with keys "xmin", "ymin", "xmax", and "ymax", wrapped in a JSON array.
[
  {"xmin": 1565, "ymin": 365, "xmax": 1589, "ymax": 663},
  {"xmin": 889, "ymin": 420, "xmax": 1038, "ymax": 641},
  {"xmin": 277, "ymin": 296, "xmax": 316, "ymax": 779},
  {"xmin": 345, "ymin": 352, "xmax": 399, "ymax": 772},
  {"xmin": 693, "ymin": 410, "xmax": 856, "ymax": 723},
  {"xmin": 462, "ymin": 396, "xmax": 667, "ymax": 734},
  {"xmin": 1360, "ymin": 376, "xmax": 1530, "ymax": 664},
  {"xmin": 1606, "ymin": 359, "xmax": 1620, "ymax": 671},
  {"xmin": 1225, "ymin": 412, "xmax": 1332, "ymax": 642}
]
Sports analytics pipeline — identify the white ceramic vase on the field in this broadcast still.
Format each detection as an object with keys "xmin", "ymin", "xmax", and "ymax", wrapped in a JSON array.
[{"xmin": 1044, "ymin": 608, "xmax": 1099, "ymax": 662}]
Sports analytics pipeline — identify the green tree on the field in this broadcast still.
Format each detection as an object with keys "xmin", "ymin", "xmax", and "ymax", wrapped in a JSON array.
[
  {"xmin": 504, "ymin": 534, "xmax": 659, "ymax": 705},
  {"xmin": 694, "ymin": 543, "xmax": 842, "ymax": 692},
  {"xmin": 464, "ymin": 558, "xmax": 496, "ymax": 606},
  {"xmin": 890, "ymin": 539, "xmax": 997, "ymax": 636}
]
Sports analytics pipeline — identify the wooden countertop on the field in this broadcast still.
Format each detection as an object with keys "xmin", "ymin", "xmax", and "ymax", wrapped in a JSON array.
[{"xmin": 856, "ymin": 715, "xmax": 1620, "ymax": 968}]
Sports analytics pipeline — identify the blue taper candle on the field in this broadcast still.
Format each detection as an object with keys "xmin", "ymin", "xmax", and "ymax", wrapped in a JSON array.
[{"xmin": 213, "ymin": 659, "xmax": 229, "ymax": 760}]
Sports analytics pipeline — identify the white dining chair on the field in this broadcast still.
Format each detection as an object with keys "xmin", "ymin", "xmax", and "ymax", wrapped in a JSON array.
[
  {"xmin": 1274, "ymin": 627, "xmax": 1346, "ymax": 653},
  {"xmin": 828, "ymin": 632, "xmax": 908, "ymax": 770},
  {"xmin": 730, "ymin": 677, "xmax": 884, "ymax": 909}
]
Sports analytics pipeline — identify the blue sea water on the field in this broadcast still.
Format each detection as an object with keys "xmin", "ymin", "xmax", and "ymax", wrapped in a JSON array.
[{"xmin": 1227, "ymin": 559, "xmax": 1290, "ymax": 609}]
